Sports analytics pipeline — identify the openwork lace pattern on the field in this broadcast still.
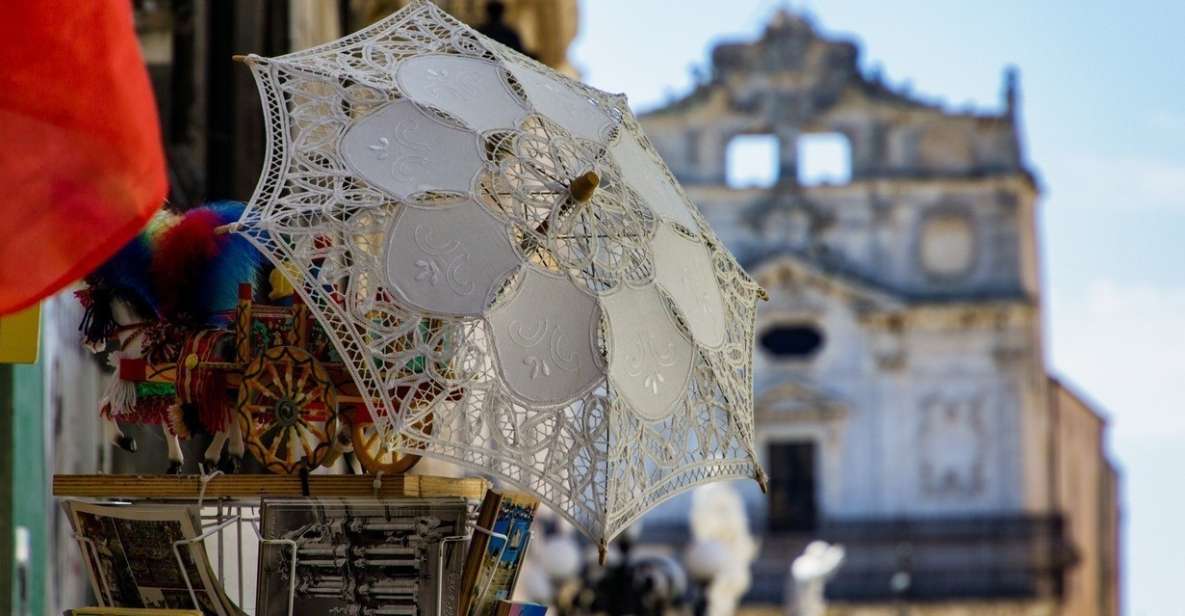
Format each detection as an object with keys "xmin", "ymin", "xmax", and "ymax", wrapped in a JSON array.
[{"xmin": 238, "ymin": 0, "xmax": 765, "ymax": 545}]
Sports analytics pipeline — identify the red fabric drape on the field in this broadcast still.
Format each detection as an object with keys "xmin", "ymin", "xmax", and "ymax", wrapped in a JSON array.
[{"xmin": 0, "ymin": 1, "xmax": 167, "ymax": 314}]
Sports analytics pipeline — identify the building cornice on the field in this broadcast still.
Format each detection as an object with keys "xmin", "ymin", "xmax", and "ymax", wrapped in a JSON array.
[{"xmin": 683, "ymin": 173, "xmax": 1039, "ymax": 203}]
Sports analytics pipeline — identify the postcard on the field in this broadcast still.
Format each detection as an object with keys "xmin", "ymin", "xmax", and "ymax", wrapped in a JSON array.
[
  {"xmin": 459, "ymin": 491, "xmax": 539, "ymax": 616},
  {"xmin": 256, "ymin": 498, "xmax": 469, "ymax": 616},
  {"xmin": 493, "ymin": 601, "xmax": 547, "ymax": 616},
  {"xmin": 63, "ymin": 501, "xmax": 239, "ymax": 616}
]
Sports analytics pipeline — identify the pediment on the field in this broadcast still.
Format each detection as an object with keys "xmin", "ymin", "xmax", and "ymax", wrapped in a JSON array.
[
  {"xmin": 750, "ymin": 253, "xmax": 904, "ymax": 316},
  {"xmin": 756, "ymin": 378, "xmax": 848, "ymax": 423}
]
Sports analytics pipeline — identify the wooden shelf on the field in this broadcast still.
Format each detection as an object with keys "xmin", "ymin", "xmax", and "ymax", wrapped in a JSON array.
[{"xmin": 53, "ymin": 474, "xmax": 487, "ymax": 500}]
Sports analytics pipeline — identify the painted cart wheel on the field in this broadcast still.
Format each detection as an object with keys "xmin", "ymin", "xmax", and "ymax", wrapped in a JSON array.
[
  {"xmin": 237, "ymin": 346, "xmax": 338, "ymax": 474},
  {"xmin": 350, "ymin": 413, "xmax": 433, "ymax": 475}
]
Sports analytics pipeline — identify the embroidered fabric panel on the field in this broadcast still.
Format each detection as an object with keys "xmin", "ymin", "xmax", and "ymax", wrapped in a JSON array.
[
  {"xmin": 488, "ymin": 268, "xmax": 603, "ymax": 404},
  {"xmin": 396, "ymin": 55, "xmax": 528, "ymax": 132},
  {"xmin": 238, "ymin": 0, "xmax": 764, "ymax": 544},
  {"xmin": 608, "ymin": 126, "xmax": 701, "ymax": 232},
  {"xmin": 504, "ymin": 62, "xmax": 615, "ymax": 142},
  {"xmin": 602, "ymin": 285, "xmax": 693, "ymax": 418},
  {"xmin": 383, "ymin": 200, "xmax": 519, "ymax": 316},
  {"xmin": 340, "ymin": 99, "xmax": 484, "ymax": 198},
  {"xmin": 651, "ymin": 223, "xmax": 728, "ymax": 348}
]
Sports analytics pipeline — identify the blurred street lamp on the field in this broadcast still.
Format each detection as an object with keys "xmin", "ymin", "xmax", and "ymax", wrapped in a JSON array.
[
  {"xmin": 540, "ymin": 533, "xmax": 585, "ymax": 611},
  {"xmin": 540, "ymin": 534, "xmax": 583, "ymax": 580},
  {"xmin": 890, "ymin": 543, "xmax": 913, "ymax": 616},
  {"xmin": 523, "ymin": 515, "xmax": 699, "ymax": 615}
]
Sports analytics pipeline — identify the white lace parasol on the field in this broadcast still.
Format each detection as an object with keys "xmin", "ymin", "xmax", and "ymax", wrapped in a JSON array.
[{"xmin": 235, "ymin": 0, "xmax": 766, "ymax": 547}]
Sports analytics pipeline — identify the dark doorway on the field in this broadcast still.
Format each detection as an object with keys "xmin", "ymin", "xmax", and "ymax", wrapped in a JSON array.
[{"xmin": 767, "ymin": 441, "xmax": 818, "ymax": 532}]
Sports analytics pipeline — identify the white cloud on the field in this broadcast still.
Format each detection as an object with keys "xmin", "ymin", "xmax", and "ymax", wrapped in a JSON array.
[
  {"xmin": 1148, "ymin": 110, "xmax": 1185, "ymax": 132},
  {"xmin": 1048, "ymin": 154, "xmax": 1185, "ymax": 211},
  {"xmin": 1049, "ymin": 280, "xmax": 1185, "ymax": 440}
]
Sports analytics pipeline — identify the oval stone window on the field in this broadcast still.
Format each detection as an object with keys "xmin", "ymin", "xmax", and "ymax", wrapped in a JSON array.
[{"xmin": 760, "ymin": 324, "xmax": 824, "ymax": 359}]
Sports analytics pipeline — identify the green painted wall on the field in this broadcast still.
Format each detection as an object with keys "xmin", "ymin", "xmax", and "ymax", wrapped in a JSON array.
[{"xmin": 1, "ymin": 358, "xmax": 48, "ymax": 616}]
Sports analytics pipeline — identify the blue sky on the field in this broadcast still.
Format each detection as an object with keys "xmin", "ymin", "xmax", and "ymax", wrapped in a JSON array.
[{"xmin": 571, "ymin": 2, "xmax": 1185, "ymax": 614}]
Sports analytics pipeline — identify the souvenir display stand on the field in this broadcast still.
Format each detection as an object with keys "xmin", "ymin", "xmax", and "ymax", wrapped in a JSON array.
[
  {"xmin": 53, "ymin": 474, "xmax": 522, "ymax": 616},
  {"xmin": 55, "ymin": 1, "xmax": 770, "ymax": 614}
]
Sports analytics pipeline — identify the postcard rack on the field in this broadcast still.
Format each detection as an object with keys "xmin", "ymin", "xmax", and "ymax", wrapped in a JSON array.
[{"xmin": 55, "ymin": 473, "xmax": 503, "ymax": 616}]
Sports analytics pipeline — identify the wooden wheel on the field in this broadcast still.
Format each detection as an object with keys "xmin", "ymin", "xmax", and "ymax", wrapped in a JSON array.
[
  {"xmin": 237, "ymin": 346, "xmax": 338, "ymax": 474},
  {"xmin": 351, "ymin": 413, "xmax": 432, "ymax": 475}
]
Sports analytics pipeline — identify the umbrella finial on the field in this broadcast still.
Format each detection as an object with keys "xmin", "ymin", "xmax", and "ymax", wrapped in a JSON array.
[
  {"xmin": 232, "ymin": 54, "xmax": 264, "ymax": 65},
  {"xmin": 569, "ymin": 171, "xmax": 600, "ymax": 203}
]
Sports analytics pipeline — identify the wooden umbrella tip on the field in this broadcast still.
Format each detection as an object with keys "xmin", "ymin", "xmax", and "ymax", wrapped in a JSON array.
[
  {"xmin": 231, "ymin": 54, "xmax": 250, "ymax": 64},
  {"xmin": 569, "ymin": 170, "xmax": 600, "ymax": 203}
]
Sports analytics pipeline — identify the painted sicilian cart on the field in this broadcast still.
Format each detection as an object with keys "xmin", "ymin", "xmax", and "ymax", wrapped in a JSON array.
[
  {"xmin": 238, "ymin": 285, "xmax": 452, "ymax": 475},
  {"xmin": 76, "ymin": 203, "xmax": 437, "ymax": 475}
]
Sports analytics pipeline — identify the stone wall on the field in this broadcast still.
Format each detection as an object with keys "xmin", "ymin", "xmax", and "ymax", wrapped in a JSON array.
[{"xmin": 1049, "ymin": 379, "xmax": 1119, "ymax": 616}]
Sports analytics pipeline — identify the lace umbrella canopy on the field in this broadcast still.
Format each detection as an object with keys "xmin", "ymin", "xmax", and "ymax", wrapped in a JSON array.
[{"xmin": 234, "ymin": 0, "xmax": 766, "ymax": 548}]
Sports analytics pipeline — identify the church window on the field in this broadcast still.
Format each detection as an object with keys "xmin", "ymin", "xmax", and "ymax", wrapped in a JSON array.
[
  {"xmin": 726, "ymin": 133, "xmax": 779, "ymax": 188},
  {"xmin": 797, "ymin": 132, "xmax": 852, "ymax": 186},
  {"xmin": 760, "ymin": 323, "xmax": 824, "ymax": 359},
  {"xmin": 685, "ymin": 129, "xmax": 701, "ymax": 166}
]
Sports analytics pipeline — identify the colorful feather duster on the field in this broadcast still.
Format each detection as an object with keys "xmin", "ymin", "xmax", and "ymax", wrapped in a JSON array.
[
  {"xmin": 152, "ymin": 201, "xmax": 264, "ymax": 326},
  {"xmin": 78, "ymin": 209, "xmax": 178, "ymax": 345},
  {"xmin": 141, "ymin": 208, "xmax": 181, "ymax": 245}
]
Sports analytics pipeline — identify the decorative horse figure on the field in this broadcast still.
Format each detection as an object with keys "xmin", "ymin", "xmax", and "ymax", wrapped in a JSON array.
[
  {"xmin": 78, "ymin": 212, "xmax": 188, "ymax": 472},
  {"xmin": 80, "ymin": 202, "xmax": 266, "ymax": 473}
]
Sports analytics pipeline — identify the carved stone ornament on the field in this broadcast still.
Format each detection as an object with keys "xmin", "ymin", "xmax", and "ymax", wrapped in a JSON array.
[
  {"xmin": 234, "ymin": 0, "xmax": 765, "ymax": 547},
  {"xmin": 917, "ymin": 208, "xmax": 977, "ymax": 280},
  {"xmin": 917, "ymin": 394, "xmax": 986, "ymax": 498}
]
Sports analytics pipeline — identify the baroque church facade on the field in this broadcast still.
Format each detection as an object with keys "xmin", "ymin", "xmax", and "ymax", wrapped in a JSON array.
[{"xmin": 637, "ymin": 11, "xmax": 1119, "ymax": 616}]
